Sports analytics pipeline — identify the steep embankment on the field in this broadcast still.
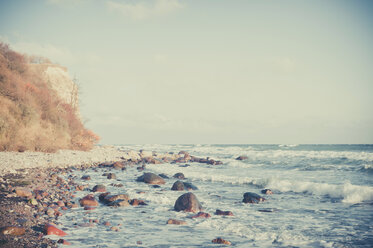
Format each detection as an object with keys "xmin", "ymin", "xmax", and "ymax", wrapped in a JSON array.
[{"xmin": 0, "ymin": 42, "xmax": 99, "ymax": 152}]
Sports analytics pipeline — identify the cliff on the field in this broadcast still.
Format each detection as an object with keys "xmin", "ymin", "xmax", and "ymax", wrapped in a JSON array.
[{"xmin": 0, "ymin": 42, "xmax": 99, "ymax": 152}]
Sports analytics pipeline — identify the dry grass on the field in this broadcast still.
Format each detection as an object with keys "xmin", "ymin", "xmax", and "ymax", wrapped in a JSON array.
[{"xmin": 0, "ymin": 42, "xmax": 99, "ymax": 152}]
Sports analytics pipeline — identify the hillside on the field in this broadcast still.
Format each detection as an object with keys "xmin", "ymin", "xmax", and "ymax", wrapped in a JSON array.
[{"xmin": 0, "ymin": 42, "xmax": 99, "ymax": 152}]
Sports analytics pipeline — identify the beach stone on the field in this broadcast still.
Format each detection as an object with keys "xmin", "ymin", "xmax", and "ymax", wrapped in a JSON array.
[
  {"xmin": 98, "ymin": 192, "xmax": 111, "ymax": 202},
  {"xmin": 173, "ymin": 173, "xmax": 185, "ymax": 179},
  {"xmin": 92, "ymin": 184, "xmax": 106, "ymax": 192},
  {"xmin": 108, "ymin": 199, "xmax": 130, "ymax": 207},
  {"xmin": 84, "ymin": 206, "xmax": 96, "ymax": 211},
  {"xmin": 103, "ymin": 221, "xmax": 111, "ymax": 226},
  {"xmin": 130, "ymin": 199, "xmax": 147, "ymax": 206},
  {"xmin": 57, "ymin": 239, "xmax": 71, "ymax": 245},
  {"xmin": 215, "ymin": 209, "xmax": 234, "ymax": 216},
  {"xmin": 183, "ymin": 182, "xmax": 198, "ymax": 191},
  {"xmin": 190, "ymin": 212, "xmax": 211, "ymax": 218},
  {"xmin": 174, "ymin": 192, "xmax": 202, "ymax": 212},
  {"xmin": 236, "ymin": 156, "xmax": 248, "ymax": 160},
  {"xmin": 104, "ymin": 194, "xmax": 129, "ymax": 203},
  {"xmin": 79, "ymin": 194, "xmax": 99, "ymax": 207},
  {"xmin": 107, "ymin": 173, "xmax": 116, "ymax": 179},
  {"xmin": 243, "ymin": 192, "xmax": 265, "ymax": 203},
  {"xmin": 112, "ymin": 161, "xmax": 125, "ymax": 170},
  {"xmin": 261, "ymin": 189, "xmax": 273, "ymax": 195},
  {"xmin": 15, "ymin": 188, "xmax": 32, "ymax": 197},
  {"xmin": 0, "ymin": 226, "xmax": 25, "ymax": 236},
  {"xmin": 81, "ymin": 175, "xmax": 91, "ymax": 180},
  {"xmin": 45, "ymin": 223, "xmax": 67, "ymax": 236},
  {"xmin": 167, "ymin": 219, "xmax": 187, "ymax": 225},
  {"xmin": 110, "ymin": 226, "xmax": 119, "ymax": 231},
  {"xmin": 212, "ymin": 237, "xmax": 231, "ymax": 245},
  {"xmin": 171, "ymin": 181, "xmax": 185, "ymax": 191},
  {"xmin": 158, "ymin": 173, "xmax": 169, "ymax": 179},
  {"xmin": 137, "ymin": 173, "xmax": 165, "ymax": 185}
]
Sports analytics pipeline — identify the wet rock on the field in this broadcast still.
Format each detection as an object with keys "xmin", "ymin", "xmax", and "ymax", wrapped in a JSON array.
[
  {"xmin": 92, "ymin": 184, "xmax": 106, "ymax": 192},
  {"xmin": 173, "ymin": 173, "xmax": 185, "ymax": 179},
  {"xmin": 130, "ymin": 199, "xmax": 147, "ymax": 206},
  {"xmin": 174, "ymin": 192, "xmax": 202, "ymax": 212},
  {"xmin": 15, "ymin": 188, "xmax": 32, "ymax": 197},
  {"xmin": 45, "ymin": 223, "xmax": 67, "ymax": 236},
  {"xmin": 57, "ymin": 239, "xmax": 71, "ymax": 245},
  {"xmin": 178, "ymin": 151, "xmax": 189, "ymax": 155},
  {"xmin": 167, "ymin": 219, "xmax": 187, "ymax": 225},
  {"xmin": 171, "ymin": 181, "xmax": 185, "ymax": 191},
  {"xmin": 98, "ymin": 192, "xmax": 111, "ymax": 202},
  {"xmin": 243, "ymin": 192, "xmax": 265, "ymax": 204},
  {"xmin": 107, "ymin": 199, "xmax": 130, "ymax": 207},
  {"xmin": 261, "ymin": 189, "xmax": 273, "ymax": 195},
  {"xmin": 46, "ymin": 208, "xmax": 55, "ymax": 216},
  {"xmin": 110, "ymin": 226, "xmax": 119, "ymax": 231},
  {"xmin": 107, "ymin": 173, "xmax": 116, "ymax": 179},
  {"xmin": 81, "ymin": 175, "xmax": 91, "ymax": 180},
  {"xmin": 57, "ymin": 201, "xmax": 65, "ymax": 207},
  {"xmin": 112, "ymin": 161, "xmax": 125, "ymax": 170},
  {"xmin": 158, "ymin": 173, "xmax": 169, "ymax": 179},
  {"xmin": 179, "ymin": 164, "xmax": 190, "ymax": 168},
  {"xmin": 189, "ymin": 212, "xmax": 211, "ymax": 218},
  {"xmin": 103, "ymin": 194, "xmax": 130, "ymax": 204},
  {"xmin": 236, "ymin": 156, "xmax": 248, "ymax": 160},
  {"xmin": 0, "ymin": 226, "xmax": 25, "ymax": 236},
  {"xmin": 212, "ymin": 237, "xmax": 231, "ymax": 245},
  {"xmin": 79, "ymin": 194, "xmax": 99, "ymax": 207},
  {"xmin": 103, "ymin": 221, "xmax": 111, "ymax": 226},
  {"xmin": 137, "ymin": 173, "xmax": 165, "ymax": 185},
  {"xmin": 183, "ymin": 182, "xmax": 198, "ymax": 191},
  {"xmin": 84, "ymin": 206, "xmax": 96, "ymax": 211},
  {"xmin": 215, "ymin": 209, "xmax": 234, "ymax": 216}
]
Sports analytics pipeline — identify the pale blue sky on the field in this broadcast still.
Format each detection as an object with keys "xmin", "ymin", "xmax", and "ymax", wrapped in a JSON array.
[{"xmin": 1, "ymin": 0, "xmax": 372, "ymax": 144}]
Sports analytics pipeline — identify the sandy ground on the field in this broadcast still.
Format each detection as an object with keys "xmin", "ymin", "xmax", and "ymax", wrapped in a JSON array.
[{"xmin": 0, "ymin": 146, "xmax": 132, "ymax": 176}]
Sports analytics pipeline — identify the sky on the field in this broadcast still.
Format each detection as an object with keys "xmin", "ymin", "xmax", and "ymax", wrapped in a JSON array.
[{"xmin": 0, "ymin": 0, "xmax": 372, "ymax": 144}]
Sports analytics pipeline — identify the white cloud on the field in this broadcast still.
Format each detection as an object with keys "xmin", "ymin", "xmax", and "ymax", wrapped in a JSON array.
[{"xmin": 107, "ymin": 0, "xmax": 184, "ymax": 20}]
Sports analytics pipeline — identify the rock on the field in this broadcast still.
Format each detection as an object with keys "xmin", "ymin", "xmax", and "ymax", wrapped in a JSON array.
[
  {"xmin": 57, "ymin": 239, "xmax": 71, "ymax": 245},
  {"xmin": 261, "ymin": 189, "xmax": 273, "ymax": 195},
  {"xmin": 84, "ymin": 206, "xmax": 96, "ymax": 211},
  {"xmin": 130, "ymin": 199, "xmax": 147, "ymax": 206},
  {"xmin": 174, "ymin": 192, "xmax": 202, "ymax": 212},
  {"xmin": 236, "ymin": 156, "xmax": 248, "ymax": 160},
  {"xmin": 112, "ymin": 161, "xmax": 125, "ymax": 170},
  {"xmin": 215, "ymin": 209, "xmax": 234, "ymax": 216},
  {"xmin": 107, "ymin": 199, "xmax": 130, "ymax": 207},
  {"xmin": 137, "ymin": 173, "xmax": 165, "ymax": 185},
  {"xmin": 189, "ymin": 212, "xmax": 211, "ymax": 218},
  {"xmin": 92, "ymin": 184, "xmax": 106, "ymax": 192},
  {"xmin": 171, "ymin": 181, "xmax": 185, "ymax": 191},
  {"xmin": 178, "ymin": 151, "xmax": 189, "ymax": 155},
  {"xmin": 29, "ymin": 198, "xmax": 38, "ymax": 205},
  {"xmin": 243, "ymin": 192, "xmax": 265, "ymax": 204},
  {"xmin": 15, "ymin": 188, "xmax": 32, "ymax": 197},
  {"xmin": 183, "ymin": 182, "xmax": 198, "ymax": 191},
  {"xmin": 45, "ymin": 223, "xmax": 67, "ymax": 236},
  {"xmin": 81, "ymin": 175, "xmax": 91, "ymax": 180},
  {"xmin": 79, "ymin": 194, "xmax": 99, "ymax": 207},
  {"xmin": 212, "ymin": 237, "xmax": 231, "ymax": 245},
  {"xmin": 110, "ymin": 226, "xmax": 119, "ymax": 231},
  {"xmin": 98, "ymin": 192, "xmax": 111, "ymax": 202},
  {"xmin": 0, "ymin": 226, "xmax": 26, "ymax": 236},
  {"xmin": 103, "ymin": 194, "xmax": 129, "ymax": 203},
  {"xmin": 107, "ymin": 173, "xmax": 116, "ymax": 179},
  {"xmin": 103, "ymin": 221, "xmax": 111, "ymax": 226},
  {"xmin": 173, "ymin": 173, "xmax": 185, "ymax": 179},
  {"xmin": 179, "ymin": 164, "xmax": 190, "ymax": 168},
  {"xmin": 167, "ymin": 219, "xmax": 187, "ymax": 225},
  {"xmin": 158, "ymin": 173, "xmax": 169, "ymax": 179}
]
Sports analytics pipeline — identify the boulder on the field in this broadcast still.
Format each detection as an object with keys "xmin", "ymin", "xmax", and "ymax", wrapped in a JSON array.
[
  {"xmin": 92, "ymin": 185, "xmax": 106, "ymax": 192},
  {"xmin": 183, "ymin": 182, "xmax": 198, "ymax": 191},
  {"xmin": 171, "ymin": 181, "xmax": 185, "ymax": 191},
  {"xmin": 103, "ymin": 194, "xmax": 129, "ymax": 204},
  {"xmin": 107, "ymin": 199, "xmax": 130, "ymax": 207},
  {"xmin": 212, "ymin": 237, "xmax": 231, "ymax": 245},
  {"xmin": 261, "ymin": 189, "xmax": 273, "ymax": 195},
  {"xmin": 45, "ymin": 223, "xmax": 67, "ymax": 236},
  {"xmin": 81, "ymin": 175, "xmax": 91, "ymax": 180},
  {"xmin": 215, "ymin": 209, "xmax": 234, "ymax": 216},
  {"xmin": 166, "ymin": 219, "xmax": 187, "ymax": 225},
  {"xmin": 98, "ymin": 192, "xmax": 111, "ymax": 202},
  {"xmin": 159, "ymin": 173, "xmax": 169, "ymax": 179},
  {"xmin": 130, "ymin": 199, "xmax": 147, "ymax": 206},
  {"xmin": 137, "ymin": 173, "xmax": 165, "ymax": 185},
  {"xmin": 243, "ymin": 192, "xmax": 265, "ymax": 204},
  {"xmin": 236, "ymin": 156, "xmax": 248, "ymax": 160},
  {"xmin": 174, "ymin": 192, "xmax": 202, "ymax": 212},
  {"xmin": 0, "ymin": 226, "xmax": 25, "ymax": 236},
  {"xmin": 189, "ymin": 212, "xmax": 211, "ymax": 218},
  {"xmin": 173, "ymin": 173, "xmax": 185, "ymax": 179},
  {"xmin": 112, "ymin": 161, "xmax": 125, "ymax": 170},
  {"xmin": 79, "ymin": 194, "xmax": 99, "ymax": 207}
]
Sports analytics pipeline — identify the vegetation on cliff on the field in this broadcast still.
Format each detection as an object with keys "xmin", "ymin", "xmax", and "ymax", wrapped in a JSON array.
[{"xmin": 0, "ymin": 42, "xmax": 99, "ymax": 152}]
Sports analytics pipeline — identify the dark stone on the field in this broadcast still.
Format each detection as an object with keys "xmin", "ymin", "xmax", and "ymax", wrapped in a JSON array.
[
  {"xmin": 137, "ymin": 173, "xmax": 165, "ymax": 185},
  {"xmin": 243, "ymin": 192, "xmax": 265, "ymax": 203},
  {"xmin": 107, "ymin": 173, "xmax": 116, "ymax": 179},
  {"xmin": 236, "ymin": 156, "xmax": 248, "ymax": 160},
  {"xmin": 81, "ymin": 175, "xmax": 91, "ymax": 180},
  {"xmin": 171, "ymin": 181, "xmax": 185, "ymax": 191},
  {"xmin": 215, "ymin": 209, "xmax": 234, "ymax": 216},
  {"xmin": 158, "ymin": 173, "xmax": 169, "ymax": 179},
  {"xmin": 174, "ymin": 192, "xmax": 202, "ymax": 212},
  {"xmin": 261, "ymin": 189, "xmax": 273, "ymax": 195},
  {"xmin": 183, "ymin": 182, "xmax": 198, "ymax": 191},
  {"xmin": 173, "ymin": 173, "xmax": 185, "ymax": 179},
  {"xmin": 92, "ymin": 184, "xmax": 106, "ymax": 192}
]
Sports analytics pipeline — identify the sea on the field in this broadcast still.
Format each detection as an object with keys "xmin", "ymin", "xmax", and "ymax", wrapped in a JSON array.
[{"xmin": 56, "ymin": 144, "xmax": 373, "ymax": 247}]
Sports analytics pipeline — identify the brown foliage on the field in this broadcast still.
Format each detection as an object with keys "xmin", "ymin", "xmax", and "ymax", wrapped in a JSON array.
[{"xmin": 0, "ymin": 42, "xmax": 99, "ymax": 152}]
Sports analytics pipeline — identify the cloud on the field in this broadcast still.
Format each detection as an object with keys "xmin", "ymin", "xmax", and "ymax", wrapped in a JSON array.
[{"xmin": 107, "ymin": 0, "xmax": 184, "ymax": 20}]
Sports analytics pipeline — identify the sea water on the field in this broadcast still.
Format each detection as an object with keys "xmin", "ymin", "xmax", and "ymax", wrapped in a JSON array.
[{"xmin": 56, "ymin": 145, "xmax": 373, "ymax": 247}]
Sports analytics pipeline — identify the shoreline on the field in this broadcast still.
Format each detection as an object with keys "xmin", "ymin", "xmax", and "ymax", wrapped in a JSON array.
[{"xmin": 0, "ymin": 147, "xmax": 220, "ymax": 247}]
